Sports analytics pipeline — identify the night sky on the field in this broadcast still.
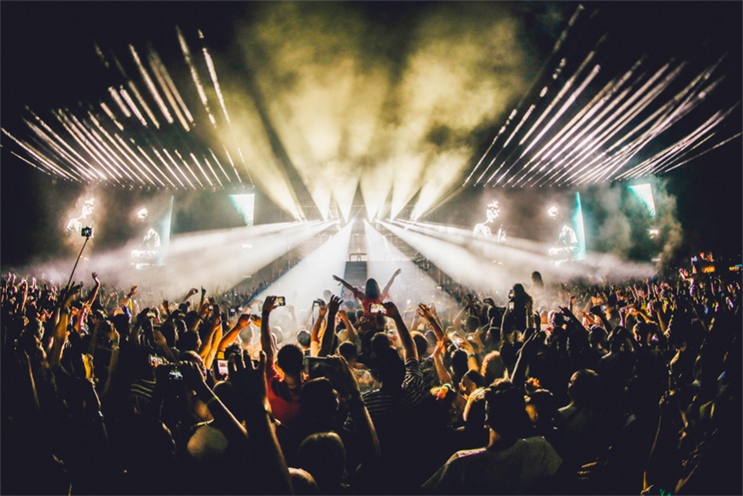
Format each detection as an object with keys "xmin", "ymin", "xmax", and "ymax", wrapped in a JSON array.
[{"xmin": 2, "ymin": 2, "xmax": 741, "ymax": 269}]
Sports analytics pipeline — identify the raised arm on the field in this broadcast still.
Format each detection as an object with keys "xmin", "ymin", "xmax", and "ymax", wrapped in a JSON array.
[
  {"xmin": 510, "ymin": 330, "xmax": 544, "ymax": 387},
  {"xmin": 49, "ymin": 283, "xmax": 82, "ymax": 368},
  {"xmin": 153, "ymin": 327, "xmax": 177, "ymax": 364},
  {"xmin": 260, "ymin": 296, "xmax": 279, "ymax": 365},
  {"xmin": 328, "ymin": 355, "xmax": 381, "ymax": 468},
  {"xmin": 432, "ymin": 339, "xmax": 454, "ymax": 386},
  {"xmin": 119, "ymin": 285, "xmax": 138, "ymax": 308},
  {"xmin": 228, "ymin": 350, "xmax": 293, "ymax": 495},
  {"xmin": 181, "ymin": 287, "xmax": 198, "ymax": 304},
  {"xmin": 381, "ymin": 268, "xmax": 402, "ymax": 297},
  {"xmin": 332, "ymin": 274, "xmax": 357, "ymax": 293},
  {"xmin": 310, "ymin": 301, "xmax": 328, "ymax": 357},
  {"xmin": 218, "ymin": 313, "xmax": 253, "ymax": 353},
  {"xmin": 205, "ymin": 310, "xmax": 224, "ymax": 370},
  {"xmin": 383, "ymin": 301, "xmax": 417, "ymax": 361},
  {"xmin": 319, "ymin": 295, "xmax": 342, "ymax": 357},
  {"xmin": 338, "ymin": 309, "xmax": 359, "ymax": 347},
  {"xmin": 180, "ymin": 360, "xmax": 249, "ymax": 445},
  {"xmin": 85, "ymin": 272, "xmax": 101, "ymax": 308},
  {"xmin": 458, "ymin": 336, "xmax": 480, "ymax": 372},
  {"xmin": 418, "ymin": 303, "xmax": 445, "ymax": 342},
  {"xmin": 589, "ymin": 305, "xmax": 613, "ymax": 334}
]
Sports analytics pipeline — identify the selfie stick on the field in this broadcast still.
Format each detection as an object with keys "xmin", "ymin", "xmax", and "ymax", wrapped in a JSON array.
[{"xmin": 67, "ymin": 228, "xmax": 92, "ymax": 288}]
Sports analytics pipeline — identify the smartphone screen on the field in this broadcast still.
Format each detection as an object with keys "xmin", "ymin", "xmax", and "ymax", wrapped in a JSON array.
[
  {"xmin": 217, "ymin": 359, "xmax": 229, "ymax": 376},
  {"xmin": 149, "ymin": 355, "xmax": 166, "ymax": 367},
  {"xmin": 275, "ymin": 296, "xmax": 286, "ymax": 306},
  {"xmin": 370, "ymin": 303, "xmax": 385, "ymax": 314}
]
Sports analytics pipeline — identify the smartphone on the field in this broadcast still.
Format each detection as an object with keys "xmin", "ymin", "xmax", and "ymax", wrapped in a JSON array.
[
  {"xmin": 149, "ymin": 355, "xmax": 167, "ymax": 367},
  {"xmin": 600, "ymin": 304, "xmax": 607, "ymax": 312},
  {"xmin": 216, "ymin": 359, "xmax": 229, "ymax": 376},
  {"xmin": 370, "ymin": 303, "xmax": 385, "ymax": 314},
  {"xmin": 508, "ymin": 301, "xmax": 515, "ymax": 311},
  {"xmin": 275, "ymin": 296, "xmax": 286, "ymax": 306},
  {"xmin": 305, "ymin": 357, "xmax": 332, "ymax": 377}
]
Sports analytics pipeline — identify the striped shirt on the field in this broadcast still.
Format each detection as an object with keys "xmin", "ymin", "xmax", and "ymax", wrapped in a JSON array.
[
  {"xmin": 346, "ymin": 357, "xmax": 424, "ymax": 430},
  {"xmin": 130, "ymin": 378, "xmax": 156, "ymax": 415}
]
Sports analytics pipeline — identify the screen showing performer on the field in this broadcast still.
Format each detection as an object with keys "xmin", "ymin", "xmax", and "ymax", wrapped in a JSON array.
[
  {"xmin": 130, "ymin": 196, "xmax": 173, "ymax": 267},
  {"xmin": 473, "ymin": 200, "xmax": 506, "ymax": 243}
]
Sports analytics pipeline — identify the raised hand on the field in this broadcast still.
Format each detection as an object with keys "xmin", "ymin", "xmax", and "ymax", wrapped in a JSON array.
[
  {"xmin": 136, "ymin": 308, "xmax": 151, "ymax": 325},
  {"xmin": 382, "ymin": 301, "xmax": 400, "ymax": 319},
  {"xmin": 325, "ymin": 355, "xmax": 360, "ymax": 398},
  {"xmin": 229, "ymin": 350, "xmax": 268, "ymax": 408},
  {"xmin": 180, "ymin": 360, "xmax": 206, "ymax": 390},
  {"xmin": 92, "ymin": 272, "xmax": 100, "ymax": 285},
  {"xmin": 318, "ymin": 300, "xmax": 328, "ymax": 319},
  {"xmin": 418, "ymin": 303, "xmax": 435, "ymax": 321},
  {"xmin": 459, "ymin": 335, "xmax": 476, "ymax": 354},
  {"xmin": 60, "ymin": 282, "xmax": 83, "ymax": 309},
  {"xmin": 129, "ymin": 286, "xmax": 138, "ymax": 297},
  {"xmin": 519, "ymin": 329, "xmax": 544, "ymax": 359},
  {"xmin": 262, "ymin": 295, "xmax": 279, "ymax": 316},
  {"xmin": 328, "ymin": 295, "xmax": 343, "ymax": 314}
]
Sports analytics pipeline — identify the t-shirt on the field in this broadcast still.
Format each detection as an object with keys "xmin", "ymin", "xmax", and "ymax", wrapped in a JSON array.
[
  {"xmin": 422, "ymin": 436, "xmax": 562, "ymax": 494},
  {"xmin": 266, "ymin": 363, "xmax": 302, "ymax": 425},
  {"xmin": 346, "ymin": 357, "xmax": 425, "ymax": 431},
  {"xmin": 130, "ymin": 378, "xmax": 157, "ymax": 415}
]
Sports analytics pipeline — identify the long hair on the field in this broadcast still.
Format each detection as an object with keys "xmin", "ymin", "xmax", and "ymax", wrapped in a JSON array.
[{"xmin": 365, "ymin": 278, "xmax": 382, "ymax": 299}]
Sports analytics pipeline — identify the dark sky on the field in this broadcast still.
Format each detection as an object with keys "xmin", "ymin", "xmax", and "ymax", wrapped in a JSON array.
[{"xmin": 2, "ymin": 2, "xmax": 741, "ymax": 267}]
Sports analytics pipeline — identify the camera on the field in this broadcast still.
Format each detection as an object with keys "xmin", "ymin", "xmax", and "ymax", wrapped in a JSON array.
[{"xmin": 81, "ymin": 226, "xmax": 93, "ymax": 237}]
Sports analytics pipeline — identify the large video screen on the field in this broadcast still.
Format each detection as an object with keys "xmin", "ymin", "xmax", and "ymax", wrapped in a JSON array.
[
  {"xmin": 129, "ymin": 196, "xmax": 174, "ymax": 267},
  {"xmin": 428, "ymin": 187, "xmax": 587, "ymax": 263}
]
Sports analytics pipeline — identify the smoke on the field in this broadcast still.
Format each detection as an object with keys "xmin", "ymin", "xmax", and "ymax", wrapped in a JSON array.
[
  {"xmin": 583, "ymin": 176, "xmax": 683, "ymax": 263},
  {"xmin": 225, "ymin": 2, "xmax": 534, "ymax": 222},
  {"xmin": 652, "ymin": 178, "xmax": 684, "ymax": 266}
]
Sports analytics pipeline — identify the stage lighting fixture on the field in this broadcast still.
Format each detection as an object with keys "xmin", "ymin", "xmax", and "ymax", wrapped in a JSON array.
[
  {"xmin": 548, "ymin": 206, "xmax": 559, "ymax": 218},
  {"xmin": 629, "ymin": 183, "xmax": 656, "ymax": 218},
  {"xmin": 229, "ymin": 193, "xmax": 256, "ymax": 226}
]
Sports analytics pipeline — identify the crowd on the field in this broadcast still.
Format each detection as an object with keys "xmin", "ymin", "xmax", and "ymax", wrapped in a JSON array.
[{"xmin": 1, "ymin": 256, "xmax": 740, "ymax": 495}]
